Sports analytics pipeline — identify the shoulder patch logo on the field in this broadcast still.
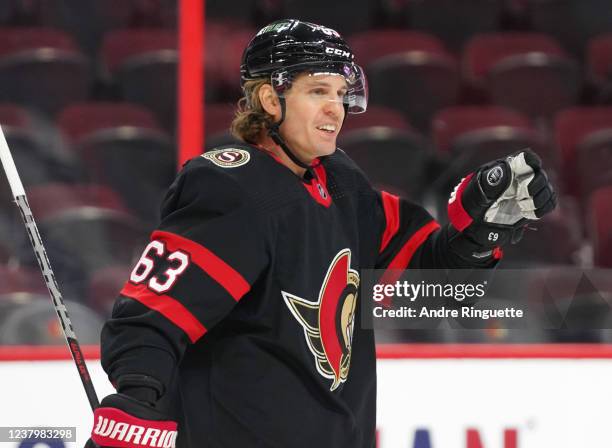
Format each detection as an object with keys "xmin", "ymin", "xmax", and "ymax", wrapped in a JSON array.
[{"xmin": 201, "ymin": 149, "xmax": 250, "ymax": 168}]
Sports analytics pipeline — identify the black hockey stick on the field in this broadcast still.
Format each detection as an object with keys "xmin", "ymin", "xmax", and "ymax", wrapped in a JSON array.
[{"xmin": 0, "ymin": 124, "xmax": 100, "ymax": 411}]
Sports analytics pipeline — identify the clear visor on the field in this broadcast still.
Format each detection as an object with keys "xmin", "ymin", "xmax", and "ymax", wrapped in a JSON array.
[{"xmin": 271, "ymin": 61, "xmax": 368, "ymax": 114}]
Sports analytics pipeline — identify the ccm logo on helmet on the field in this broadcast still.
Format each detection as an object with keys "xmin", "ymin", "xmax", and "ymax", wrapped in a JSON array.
[{"xmin": 325, "ymin": 47, "xmax": 352, "ymax": 59}]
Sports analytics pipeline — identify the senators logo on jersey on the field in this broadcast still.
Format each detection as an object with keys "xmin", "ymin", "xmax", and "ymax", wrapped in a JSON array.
[
  {"xmin": 282, "ymin": 249, "xmax": 359, "ymax": 391},
  {"xmin": 201, "ymin": 148, "xmax": 250, "ymax": 168}
]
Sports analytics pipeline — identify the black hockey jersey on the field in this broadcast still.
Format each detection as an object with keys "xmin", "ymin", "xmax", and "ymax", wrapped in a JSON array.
[{"xmin": 101, "ymin": 143, "xmax": 480, "ymax": 447}]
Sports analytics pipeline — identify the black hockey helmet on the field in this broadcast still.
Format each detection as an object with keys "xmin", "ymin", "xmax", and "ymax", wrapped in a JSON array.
[{"xmin": 240, "ymin": 19, "xmax": 368, "ymax": 114}]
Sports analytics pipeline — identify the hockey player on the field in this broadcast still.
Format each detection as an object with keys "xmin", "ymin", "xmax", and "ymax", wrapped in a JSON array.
[{"xmin": 87, "ymin": 19, "xmax": 556, "ymax": 448}]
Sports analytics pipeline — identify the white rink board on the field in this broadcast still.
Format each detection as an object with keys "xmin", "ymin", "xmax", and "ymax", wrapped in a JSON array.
[
  {"xmin": 376, "ymin": 359, "xmax": 612, "ymax": 448},
  {"xmin": 0, "ymin": 361, "xmax": 114, "ymax": 447},
  {"xmin": 0, "ymin": 359, "xmax": 611, "ymax": 447}
]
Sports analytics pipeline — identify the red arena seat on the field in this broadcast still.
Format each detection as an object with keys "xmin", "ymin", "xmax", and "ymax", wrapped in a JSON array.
[
  {"xmin": 588, "ymin": 186, "xmax": 612, "ymax": 268},
  {"xmin": 464, "ymin": 33, "xmax": 581, "ymax": 120},
  {"xmin": 0, "ymin": 27, "xmax": 91, "ymax": 114},
  {"xmin": 408, "ymin": 0, "xmax": 504, "ymax": 52},
  {"xmin": 352, "ymin": 30, "xmax": 459, "ymax": 132},
  {"xmin": 432, "ymin": 105, "xmax": 534, "ymax": 153},
  {"xmin": 57, "ymin": 102, "xmax": 175, "ymax": 222},
  {"xmin": 527, "ymin": 0, "xmax": 612, "ymax": 58},
  {"xmin": 587, "ymin": 33, "xmax": 612, "ymax": 103},
  {"xmin": 348, "ymin": 30, "xmax": 449, "ymax": 69},
  {"xmin": 554, "ymin": 107, "xmax": 612, "ymax": 198},
  {"xmin": 101, "ymin": 28, "xmax": 177, "ymax": 129},
  {"xmin": 340, "ymin": 105, "xmax": 412, "ymax": 134}
]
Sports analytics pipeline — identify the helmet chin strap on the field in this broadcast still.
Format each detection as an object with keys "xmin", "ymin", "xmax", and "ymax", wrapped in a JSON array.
[{"xmin": 267, "ymin": 97, "xmax": 317, "ymax": 178}]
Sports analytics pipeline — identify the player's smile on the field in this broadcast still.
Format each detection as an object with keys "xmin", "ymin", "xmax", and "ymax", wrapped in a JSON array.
[{"xmin": 279, "ymin": 73, "xmax": 347, "ymax": 161}]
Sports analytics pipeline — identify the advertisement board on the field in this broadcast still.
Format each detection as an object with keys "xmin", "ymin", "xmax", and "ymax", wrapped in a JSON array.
[{"xmin": 1, "ymin": 345, "xmax": 611, "ymax": 448}]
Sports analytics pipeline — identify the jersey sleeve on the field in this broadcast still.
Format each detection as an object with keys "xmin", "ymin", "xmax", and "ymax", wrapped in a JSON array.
[
  {"xmin": 373, "ymin": 190, "xmax": 499, "ymax": 269},
  {"xmin": 374, "ymin": 190, "xmax": 441, "ymax": 269},
  {"xmin": 101, "ymin": 159, "xmax": 269, "ymax": 387}
]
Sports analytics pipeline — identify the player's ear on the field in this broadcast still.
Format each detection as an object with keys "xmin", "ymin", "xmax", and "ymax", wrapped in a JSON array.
[{"xmin": 259, "ymin": 84, "xmax": 281, "ymax": 120}]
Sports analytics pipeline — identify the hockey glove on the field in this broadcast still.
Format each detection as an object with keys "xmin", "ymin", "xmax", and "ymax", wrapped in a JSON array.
[
  {"xmin": 447, "ymin": 149, "xmax": 556, "ymax": 258},
  {"xmin": 86, "ymin": 380, "xmax": 177, "ymax": 448}
]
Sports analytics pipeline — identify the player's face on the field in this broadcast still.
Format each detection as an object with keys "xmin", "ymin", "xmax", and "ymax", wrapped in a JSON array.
[{"xmin": 280, "ymin": 73, "xmax": 347, "ymax": 162}]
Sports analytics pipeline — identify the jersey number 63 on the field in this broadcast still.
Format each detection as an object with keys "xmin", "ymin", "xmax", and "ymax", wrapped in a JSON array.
[{"xmin": 130, "ymin": 240, "xmax": 190, "ymax": 293}]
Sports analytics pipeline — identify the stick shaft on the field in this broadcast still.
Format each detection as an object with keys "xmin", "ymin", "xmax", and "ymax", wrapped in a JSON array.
[
  {"xmin": 0, "ymin": 126, "xmax": 24, "ymax": 197},
  {"xmin": 0, "ymin": 125, "xmax": 99, "ymax": 410}
]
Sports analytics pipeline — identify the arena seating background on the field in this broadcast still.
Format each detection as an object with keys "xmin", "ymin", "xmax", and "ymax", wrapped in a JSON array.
[{"xmin": 0, "ymin": 0, "xmax": 611, "ymax": 345}]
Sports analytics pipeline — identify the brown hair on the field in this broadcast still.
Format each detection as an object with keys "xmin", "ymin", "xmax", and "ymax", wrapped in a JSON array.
[{"xmin": 230, "ymin": 79, "xmax": 276, "ymax": 144}]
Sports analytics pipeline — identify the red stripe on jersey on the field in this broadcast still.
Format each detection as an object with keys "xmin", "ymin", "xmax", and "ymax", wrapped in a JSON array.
[
  {"xmin": 313, "ymin": 162, "xmax": 326, "ymax": 183},
  {"xmin": 152, "ymin": 230, "xmax": 250, "ymax": 301},
  {"xmin": 379, "ymin": 191, "xmax": 400, "ymax": 253},
  {"xmin": 388, "ymin": 220, "xmax": 441, "ymax": 269},
  {"xmin": 378, "ymin": 220, "xmax": 440, "ymax": 309},
  {"xmin": 447, "ymin": 173, "xmax": 474, "ymax": 231},
  {"xmin": 120, "ymin": 282, "xmax": 207, "ymax": 343}
]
